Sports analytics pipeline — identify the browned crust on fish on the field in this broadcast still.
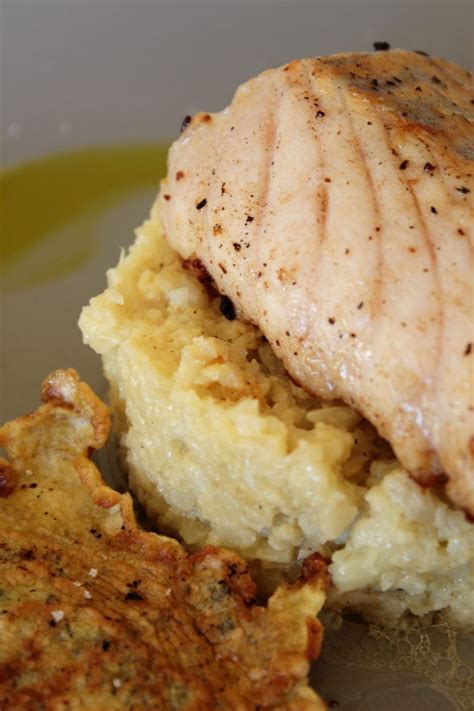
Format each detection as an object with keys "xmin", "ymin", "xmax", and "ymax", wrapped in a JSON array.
[{"xmin": 158, "ymin": 49, "xmax": 474, "ymax": 514}]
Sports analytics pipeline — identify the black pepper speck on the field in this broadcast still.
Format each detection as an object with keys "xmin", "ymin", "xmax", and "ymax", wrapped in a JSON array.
[
  {"xmin": 180, "ymin": 115, "xmax": 191, "ymax": 133},
  {"xmin": 219, "ymin": 295, "xmax": 236, "ymax": 321},
  {"xmin": 125, "ymin": 591, "xmax": 144, "ymax": 601}
]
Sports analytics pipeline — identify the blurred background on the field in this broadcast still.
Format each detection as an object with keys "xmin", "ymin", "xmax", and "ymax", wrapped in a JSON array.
[
  {"xmin": 2, "ymin": 0, "xmax": 473, "ymax": 166},
  {"xmin": 1, "ymin": 0, "xmax": 473, "ymax": 421}
]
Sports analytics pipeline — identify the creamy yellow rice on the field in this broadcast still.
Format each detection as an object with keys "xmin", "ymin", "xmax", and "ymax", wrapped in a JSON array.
[{"xmin": 79, "ymin": 214, "xmax": 474, "ymax": 627}]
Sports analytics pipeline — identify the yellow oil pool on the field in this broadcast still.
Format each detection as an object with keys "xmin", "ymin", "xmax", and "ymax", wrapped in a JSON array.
[{"xmin": 0, "ymin": 143, "xmax": 168, "ymax": 275}]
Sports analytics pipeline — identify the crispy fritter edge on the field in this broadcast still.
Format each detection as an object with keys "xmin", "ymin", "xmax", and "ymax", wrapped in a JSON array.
[{"xmin": 0, "ymin": 369, "xmax": 330, "ymax": 710}]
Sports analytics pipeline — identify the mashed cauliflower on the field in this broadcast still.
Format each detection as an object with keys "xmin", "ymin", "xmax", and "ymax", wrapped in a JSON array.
[{"xmin": 80, "ymin": 217, "xmax": 474, "ymax": 627}]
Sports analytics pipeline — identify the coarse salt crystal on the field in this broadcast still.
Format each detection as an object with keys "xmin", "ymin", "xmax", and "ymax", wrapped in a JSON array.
[
  {"xmin": 73, "ymin": 581, "xmax": 82, "ymax": 587},
  {"xmin": 51, "ymin": 610, "xmax": 64, "ymax": 623},
  {"xmin": 83, "ymin": 590, "xmax": 92, "ymax": 599},
  {"xmin": 165, "ymin": 588, "xmax": 172, "ymax": 596},
  {"xmin": 112, "ymin": 678, "xmax": 122, "ymax": 689},
  {"xmin": 88, "ymin": 568, "xmax": 98, "ymax": 577}
]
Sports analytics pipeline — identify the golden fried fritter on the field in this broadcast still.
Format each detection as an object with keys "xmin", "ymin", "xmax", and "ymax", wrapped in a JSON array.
[{"xmin": 0, "ymin": 369, "xmax": 328, "ymax": 710}]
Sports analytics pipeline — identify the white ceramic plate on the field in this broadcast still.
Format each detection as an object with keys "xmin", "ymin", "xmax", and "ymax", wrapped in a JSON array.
[{"xmin": 2, "ymin": 2, "xmax": 472, "ymax": 708}]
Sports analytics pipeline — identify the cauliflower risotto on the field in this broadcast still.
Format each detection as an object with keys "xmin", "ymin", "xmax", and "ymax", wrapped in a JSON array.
[{"xmin": 80, "ymin": 214, "xmax": 474, "ymax": 627}]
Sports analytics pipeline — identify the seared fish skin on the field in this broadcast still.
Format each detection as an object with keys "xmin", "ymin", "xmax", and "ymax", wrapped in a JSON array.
[{"xmin": 158, "ymin": 50, "xmax": 474, "ymax": 514}]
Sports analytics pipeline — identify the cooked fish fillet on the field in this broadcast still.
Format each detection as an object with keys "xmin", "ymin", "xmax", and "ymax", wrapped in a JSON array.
[
  {"xmin": 158, "ymin": 49, "xmax": 474, "ymax": 514},
  {"xmin": 0, "ymin": 369, "xmax": 328, "ymax": 710}
]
